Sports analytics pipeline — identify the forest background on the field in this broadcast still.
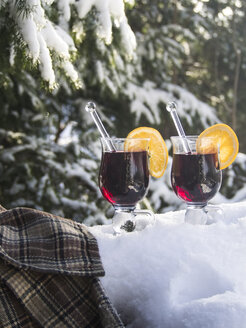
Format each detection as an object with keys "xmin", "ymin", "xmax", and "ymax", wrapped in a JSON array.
[{"xmin": 0, "ymin": 0, "xmax": 246, "ymax": 225}]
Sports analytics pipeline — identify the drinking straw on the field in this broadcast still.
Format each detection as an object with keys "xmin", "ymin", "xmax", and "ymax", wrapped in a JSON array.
[
  {"xmin": 85, "ymin": 102, "xmax": 116, "ymax": 151},
  {"xmin": 166, "ymin": 101, "xmax": 191, "ymax": 153}
]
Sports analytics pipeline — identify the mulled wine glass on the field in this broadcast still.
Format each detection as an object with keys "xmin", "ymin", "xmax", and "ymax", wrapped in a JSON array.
[
  {"xmin": 171, "ymin": 135, "xmax": 223, "ymax": 224},
  {"xmin": 99, "ymin": 137, "xmax": 154, "ymax": 233}
]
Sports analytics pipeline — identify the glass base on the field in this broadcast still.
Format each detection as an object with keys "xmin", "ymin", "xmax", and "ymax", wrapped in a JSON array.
[
  {"xmin": 185, "ymin": 203, "xmax": 224, "ymax": 225},
  {"xmin": 113, "ymin": 207, "xmax": 155, "ymax": 234},
  {"xmin": 205, "ymin": 204, "xmax": 225, "ymax": 224}
]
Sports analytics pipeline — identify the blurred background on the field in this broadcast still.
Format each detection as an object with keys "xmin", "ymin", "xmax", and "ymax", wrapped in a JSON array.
[{"xmin": 0, "ymin": 0, "xmax": 246, "ymax": 224}]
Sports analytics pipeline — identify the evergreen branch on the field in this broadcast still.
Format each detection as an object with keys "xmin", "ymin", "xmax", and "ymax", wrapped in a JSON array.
[
  {"xmin": 231, "ymin": 4, "xmax": 241, "ymax": 131},
  {"xmin": 214, "ymin": 48, "xmax": 231, "ymax": 114},
  {"xmin": 13, "ymin": 0, "xmax": 34, "ymax": 18}
]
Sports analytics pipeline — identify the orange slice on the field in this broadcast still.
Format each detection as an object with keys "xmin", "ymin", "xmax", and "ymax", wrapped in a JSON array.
[
  {"xmin": 198, "ymin": 123, "xmax": 239, "ymax": 170},
  {"xmin": 125, "ymin": 127, "xmax": 168, "ymax": 178}
]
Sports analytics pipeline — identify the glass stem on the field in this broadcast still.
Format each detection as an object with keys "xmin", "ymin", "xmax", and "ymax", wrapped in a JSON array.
[
  {"xmin": 112, "ymin": 206, "xmax": 155, "ymax": 234},
  {"xmin": 185, "ymin": 203, "xmax": 208, "ymax": 225},
  {"xmin": 113, "ymin": 207, "xmax": 136, "ymax": 234}
]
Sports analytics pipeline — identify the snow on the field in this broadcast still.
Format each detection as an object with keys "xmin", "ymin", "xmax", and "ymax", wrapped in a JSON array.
[
  {"xmin": 89, "ymin": 201, "xmax": 246, "ymax": 327},
  {"xmin": 9, "ymin": 0, "xmax": 136, "ymax": 86},
  {"xmin": 119, "ymin": 17, "xmax": 137, "ymax": 59},
  {"xmin": 37, "ymin": 33, "xmax": 56, "ymax": 84},
  {"xmin": 44, "ymin": 158, "xmax": 98, "ymax": 191},
  {"xmin": 126, "ymin": 80, "xmax": 218, "ymax": 126},
  {"xmin": 76, "ymin": 0, "xmax": 135, "ymax": 49},
  {"xmin": 165, "ymin": 84, "xmax": 219, "ymax": 128}
]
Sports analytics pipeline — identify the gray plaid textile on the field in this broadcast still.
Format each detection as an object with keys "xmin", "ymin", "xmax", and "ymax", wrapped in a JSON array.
[{"xmin": 0, "ymin": 206, "xmax": 124, "ymax": 328}]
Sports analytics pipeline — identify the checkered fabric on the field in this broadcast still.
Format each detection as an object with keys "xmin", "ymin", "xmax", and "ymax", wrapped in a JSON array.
[{"xmin": 0, "ymin": 206, "xmax": 124, "ymax": 328}]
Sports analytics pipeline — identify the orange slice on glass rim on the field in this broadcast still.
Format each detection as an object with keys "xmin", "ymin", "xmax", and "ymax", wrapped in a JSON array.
[
  {"xmin": 198, "ymin": 123, "xmax": 239, "ymax": 170},
  {"xmin": 125, "ymin": 127, "xmax": 168, "ymax": 178}
]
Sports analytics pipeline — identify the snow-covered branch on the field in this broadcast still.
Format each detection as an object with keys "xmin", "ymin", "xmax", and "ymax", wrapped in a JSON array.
[
  {"xmin": 7, "ymin": 0, "xmax": 136, "ymax": 87},
  {"xmin": 126, "ymin": 80, "xmax": 219, "ymax": 127}
]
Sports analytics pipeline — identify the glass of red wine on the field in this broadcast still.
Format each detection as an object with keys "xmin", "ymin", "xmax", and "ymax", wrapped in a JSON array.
[
  {"xmin": 99, "ymin": 137, "xmax": 154, "ymax": 233},
  {"xmin": 171, "ymin": 135, "xmax": 223, "ymax": 224}
]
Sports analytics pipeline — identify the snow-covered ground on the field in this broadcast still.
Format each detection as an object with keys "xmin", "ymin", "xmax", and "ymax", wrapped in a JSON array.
[{"xmin": 90, "ymin": 201, "xmax": 246, "ymax": 328}]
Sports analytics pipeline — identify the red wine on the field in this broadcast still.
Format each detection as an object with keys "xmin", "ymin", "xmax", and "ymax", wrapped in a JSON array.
[
  {"xmin": 171, "ymin": 153, "xmax": 221, "ymax": 204},
  {"xmin": 99, "ymin": 151, "xmax": 149, "ymax": 207}
]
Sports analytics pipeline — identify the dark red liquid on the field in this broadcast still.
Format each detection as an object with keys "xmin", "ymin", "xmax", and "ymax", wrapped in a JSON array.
[
  {"xmin": 99, "ymin": 151, "xmax": 149, "ymax": 207},
  {"xmin": 171, "ymin": 153, "xmax": 222, "ymax": 204}
]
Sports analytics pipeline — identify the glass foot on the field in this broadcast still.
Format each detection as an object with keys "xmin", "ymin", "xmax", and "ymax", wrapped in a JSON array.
[
  {"xmin": 205, "ymin": 204, "xmax": 225, "ymax": 224},
  {"xmin": 185, "ymin": 204, "xmax": 224, "ymax": 225},
  {"xmin": 185, "ymin": 205, "xmax": 207, "ymax": 225},
  {"xmin": 113, "ymin": 209, "xmax": 155, "ymax": 234}
]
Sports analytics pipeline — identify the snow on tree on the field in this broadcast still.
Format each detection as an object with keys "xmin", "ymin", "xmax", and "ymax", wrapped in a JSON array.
[{"xmin": 3, "ymin": 0, "xmax": 136, "ymax": 87}]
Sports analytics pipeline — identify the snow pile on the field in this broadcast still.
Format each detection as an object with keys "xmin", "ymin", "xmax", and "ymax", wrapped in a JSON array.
[{"xmin": 90, "ymin": 201, "xmax": 246, "ymax": 327}]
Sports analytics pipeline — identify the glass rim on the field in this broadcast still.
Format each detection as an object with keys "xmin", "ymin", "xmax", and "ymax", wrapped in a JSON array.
[
  {"xmin": 170, "ymin": 135, "xmax": 217, "ymax": 140},
  {"xmin": 100, "ymin": 137, "xmax": 151, "ymax": 141}
]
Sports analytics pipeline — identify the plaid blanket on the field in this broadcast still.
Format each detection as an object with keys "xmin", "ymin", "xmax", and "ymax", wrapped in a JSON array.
[{"xmin": 0, "ymin": 206, "xmax": 124, "ymax": 328}]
